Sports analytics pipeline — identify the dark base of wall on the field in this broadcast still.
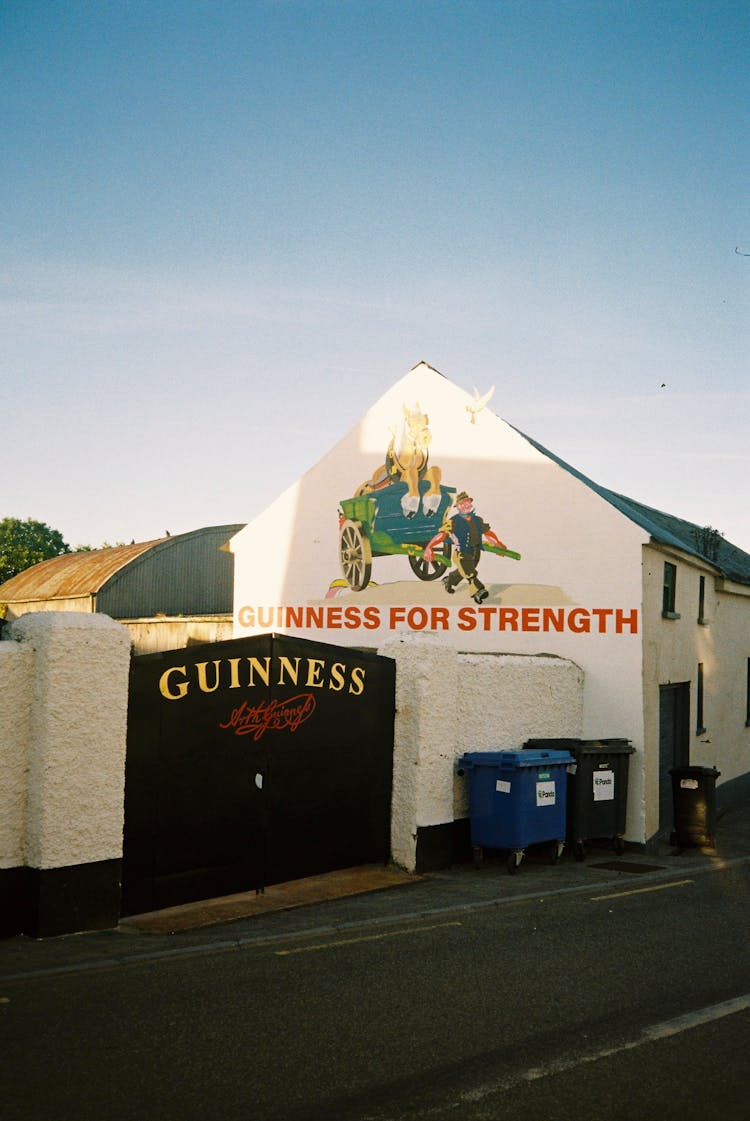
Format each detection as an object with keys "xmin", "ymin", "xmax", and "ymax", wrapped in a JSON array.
[
  {"xmin": 0, "ymin": 867, "xmax": 30, "ymax": 939},
  {"xmin": 415, "ymin": 819, "xmax": 471, "ymax": 872},
  {"xmin": 0, "ymin": 859, "xmax": 122, "ymax": 939}
]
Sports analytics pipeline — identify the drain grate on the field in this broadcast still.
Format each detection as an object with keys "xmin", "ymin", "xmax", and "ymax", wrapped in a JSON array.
[{"xmin": 591, "ymin": 861, "xmax": 667, "ymax": 874}]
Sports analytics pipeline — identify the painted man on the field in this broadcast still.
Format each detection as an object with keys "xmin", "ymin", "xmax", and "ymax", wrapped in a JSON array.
[{"xmin": 423, "ymin": 491, "xmax": 507, "ymax": 604}]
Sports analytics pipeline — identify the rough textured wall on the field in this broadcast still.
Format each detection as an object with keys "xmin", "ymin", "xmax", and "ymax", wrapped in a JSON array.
[
  {"xmin": 379, "ymin": 635, "xmax": 584, "ymax": 870},
  {"xmin": 452, "ymin": 653, "xmax": 585, "ymax": 820},
  {"xmin": 379, "ymin": 636, "xmax": 458, "ymax": 868},
  {"xmin": 9, "ymin": 613, "xmax": 131, "ymax": 869},
  {"xmin": 0, "ymin": 639, "xmax": 33, "ymax": 868}
]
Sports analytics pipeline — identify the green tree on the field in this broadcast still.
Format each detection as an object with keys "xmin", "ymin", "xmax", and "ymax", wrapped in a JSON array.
[{"xmin": 0, "ymin": 517, "xmax": 70, "ymax": 584}]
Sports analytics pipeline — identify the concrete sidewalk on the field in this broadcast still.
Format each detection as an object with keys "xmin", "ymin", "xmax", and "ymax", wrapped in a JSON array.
[{"xmin": 2, "ymin": 798, "xmax": 750, "ymax": 982}]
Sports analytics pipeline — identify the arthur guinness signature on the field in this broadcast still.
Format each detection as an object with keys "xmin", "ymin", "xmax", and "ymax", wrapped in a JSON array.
[{"xmin": 219, "ymin": 694, "xmax": 317, "ymax": 741}]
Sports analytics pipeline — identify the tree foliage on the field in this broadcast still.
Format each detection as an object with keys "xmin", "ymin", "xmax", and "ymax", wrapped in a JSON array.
[{"xmin": 0, "ymin": 517, "xmax": 70, "ymax": 584}]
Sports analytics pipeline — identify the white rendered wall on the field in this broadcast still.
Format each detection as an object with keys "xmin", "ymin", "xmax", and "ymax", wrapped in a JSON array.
[
  {"xmin": 6, "ymin": 613, "xmax": 131, "ymax": 870},
  {"xmin": 642, "ymin": 545, "xmax": 750, "ymax": 835},
  {"xmin": 0, "ymin": 638, "xmax": 33, "ymax": 869},
  {"xmin": 379, "ymin": 634, "xmax": 584, "ymax": 870}
]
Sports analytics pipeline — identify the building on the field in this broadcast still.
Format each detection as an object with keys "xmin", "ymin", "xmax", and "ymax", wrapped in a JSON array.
[
  {"xmin": 0, "ymin": 524, "xmax": 244, "ymax": 652},
  {"xmin": 230, "ymin": 362, "xmax": 750, "ymax": 848}
]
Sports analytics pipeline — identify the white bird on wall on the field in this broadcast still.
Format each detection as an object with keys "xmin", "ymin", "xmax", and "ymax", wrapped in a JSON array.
[{"xmin": 466, "ymin": 385, "xmax": 495, "ymax": 423}]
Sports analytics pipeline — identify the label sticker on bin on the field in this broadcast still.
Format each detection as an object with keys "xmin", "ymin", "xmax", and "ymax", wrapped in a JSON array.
[
  {"xmin": 495, "ymin": 780, "xmax": 511, "ymax": 794},
  {"xmin": 593, "ymin": 769, "xmax": 614, "ymax": 801},
  {"xmin": 536, "ymin": 780, "xmax": 556, "ymax": 806},
  {"xmin": 680, "ymin": 778, "xmax": 699, "ymax": 789}
]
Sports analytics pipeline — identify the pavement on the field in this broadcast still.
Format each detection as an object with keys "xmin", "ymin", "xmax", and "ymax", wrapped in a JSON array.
[{"xmin": 3, "ymin": 798, "xmax": 750, "ymax": 983}]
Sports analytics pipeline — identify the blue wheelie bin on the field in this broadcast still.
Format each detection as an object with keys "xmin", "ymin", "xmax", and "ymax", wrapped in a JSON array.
[{"xmin": 459, "ymin": 749, "xmax": 574, "ymax": 873}]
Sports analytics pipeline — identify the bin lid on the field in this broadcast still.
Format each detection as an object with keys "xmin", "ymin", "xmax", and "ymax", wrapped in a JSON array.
[
  {"xmin": 524, "ymin": 738, "xmax": 633, "ymax": 756},
  {"xmin": 460, "ymin": 749, "xmax": 574, "ymax": 769},
  {"xmin": 669, "ymin": 765, "xmax": 720, "ymax": 778}
]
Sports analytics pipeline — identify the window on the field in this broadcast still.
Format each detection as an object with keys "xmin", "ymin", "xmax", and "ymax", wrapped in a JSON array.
[
  {"xmin": 696, "ymin": 662, "xmax": 706, "ymax": 734},
  {"xmin": 662, "ymin": 562, "xmax": 679, "ymax": 618},
  {"xmin": 698, "ymin": 575, "xmax": 707, "ymax": 624}
]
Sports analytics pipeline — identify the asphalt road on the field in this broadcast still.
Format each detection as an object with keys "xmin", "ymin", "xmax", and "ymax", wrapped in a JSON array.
[{"xmin": 2, "ymin": 859, "xmax": 750, "ymax": 1121}]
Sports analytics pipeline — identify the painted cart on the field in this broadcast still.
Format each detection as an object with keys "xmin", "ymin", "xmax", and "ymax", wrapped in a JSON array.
[{"xmin": 338, "ymin": 479, "xmax": 520, "ymax": 591}]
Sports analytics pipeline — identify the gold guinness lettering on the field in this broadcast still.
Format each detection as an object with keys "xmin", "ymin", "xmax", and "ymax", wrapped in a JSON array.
[
  {"xmin": 158, "ymin": 655, "xmax": 367, "ymax": 701},
  {"xmin": 195, "ymin": 660, "xmax": 222, "ymax": 693},
  {"xmin": 159, "ymin": 665, "xmax": 189, "ymax": 700}
]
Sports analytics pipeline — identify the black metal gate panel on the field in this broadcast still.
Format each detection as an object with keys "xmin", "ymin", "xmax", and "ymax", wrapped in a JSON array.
[{"xmin": 122, "ymin": 634, "xmax": 395, "ymax": 916}]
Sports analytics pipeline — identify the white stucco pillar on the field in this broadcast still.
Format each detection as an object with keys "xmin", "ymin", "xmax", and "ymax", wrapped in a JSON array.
[
  {"xmin": 378, "ymin": 634, "xmax": 459, "ymax": 871},
  {"xmin": 0, "ymin": 637, "xmax": 33, "ymax": 873},
  {"xmin": 8, "ymin": 612, "xmax": 132, "ymax": 936}
]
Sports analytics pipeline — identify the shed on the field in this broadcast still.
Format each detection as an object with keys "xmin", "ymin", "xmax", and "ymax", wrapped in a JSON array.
[{"xmin": 0, "ymin": 525, "xmax": 244, "ymax": 650}]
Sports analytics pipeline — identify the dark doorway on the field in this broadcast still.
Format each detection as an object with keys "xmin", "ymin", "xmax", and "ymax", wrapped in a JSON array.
[
  {"xmin": 122, "ymin": 634, "xmax": 395, "ymax": 916},
  {"xmin": 658, "ymin": 682, "xmax": 690, "ymax": 836}
]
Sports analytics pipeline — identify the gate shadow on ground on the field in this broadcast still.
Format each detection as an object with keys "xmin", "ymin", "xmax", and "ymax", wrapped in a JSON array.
[{"xmin": 119, "ymin": 864, "xmax": 421, "ymax": 934}]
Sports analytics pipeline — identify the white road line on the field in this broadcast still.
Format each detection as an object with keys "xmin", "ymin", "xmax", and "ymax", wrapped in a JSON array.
[
  {"xmin": 520, "ymin": 993, "xmax": 750, "ymax": 1085},
  {"xmin": 368, "ymin": 992, "xmax": 750, "ymax": 1120}
]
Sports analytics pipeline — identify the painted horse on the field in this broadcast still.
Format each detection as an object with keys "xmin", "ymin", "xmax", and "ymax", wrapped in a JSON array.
[{"xmin": 356, "ymin": 402, "xmax": 443, "ymax": 518}]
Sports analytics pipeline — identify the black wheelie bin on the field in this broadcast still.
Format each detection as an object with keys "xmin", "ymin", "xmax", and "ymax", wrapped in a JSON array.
[
  {"xmin": 669, "ymin": 765, "xmax": 720, "ymax": 848},
  {"xmin": 524, "ymin": 738, "xmax": 634, "ymax": 860}
]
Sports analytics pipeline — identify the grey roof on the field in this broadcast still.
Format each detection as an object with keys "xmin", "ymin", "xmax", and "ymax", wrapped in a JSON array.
[{"xmin": 515, "ymin": 428, "xmax": 750, "ymax": 586}]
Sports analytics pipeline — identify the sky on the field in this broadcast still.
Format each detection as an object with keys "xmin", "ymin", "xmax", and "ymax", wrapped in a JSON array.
[{"xmin": 2, "ymin": 0, "xmax": 748, "ymax": 552}]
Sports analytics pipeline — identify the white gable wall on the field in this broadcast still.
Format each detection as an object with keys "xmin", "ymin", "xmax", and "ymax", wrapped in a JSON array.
[{"xmin": 232, "ymin": 364, "xmax": 649, "ymax": 841}]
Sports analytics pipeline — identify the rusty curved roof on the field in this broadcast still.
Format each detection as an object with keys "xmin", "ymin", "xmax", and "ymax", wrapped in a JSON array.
[{"xmin": 0, "ymin": 538, "xmax": 168, "ymax": 602}]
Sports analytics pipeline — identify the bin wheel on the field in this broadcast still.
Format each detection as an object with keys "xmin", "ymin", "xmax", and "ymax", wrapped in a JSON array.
[
  {"xmin": 613, "ymin": 835, "xmax": 626, "ymax": 856},
  {"xmin": 507, "ymin": 851, "xmax": 523, "ymax": 874},
  {"xmin": 574, "ymin": 841, "xmax": 586, "ymax": 862},
  {"xmin": 473, "ymin": 845, "xmax": 484, "ymax": 870}
]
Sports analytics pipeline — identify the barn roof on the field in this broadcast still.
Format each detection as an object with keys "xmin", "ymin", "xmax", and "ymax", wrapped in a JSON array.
[
  {"xmin": 0, "ymin": 525, "xmax": 244, "ymax": 605},
  {"xmin": 0, "ymin": 538, "xmax": 166, "ymax": 602}
]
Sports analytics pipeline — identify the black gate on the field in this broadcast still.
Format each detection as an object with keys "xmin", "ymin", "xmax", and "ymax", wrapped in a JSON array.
[{"xmin": 122, "ymin": 634, "xmax": 395, "ymax": 916}]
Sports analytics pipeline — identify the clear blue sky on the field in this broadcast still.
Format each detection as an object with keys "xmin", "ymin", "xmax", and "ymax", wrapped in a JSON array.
[{"xmin": 3, "ymin": 1, "xmax": 748, "ymax": 550}]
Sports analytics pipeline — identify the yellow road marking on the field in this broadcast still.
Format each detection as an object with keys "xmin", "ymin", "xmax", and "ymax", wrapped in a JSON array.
[
  {"xmin": 591, "ymin": 878, "xmax": 693, "ymax": 901},
  {"xmin": 274, "ymin": 920, "xmax": 463, "ymax": 956}
]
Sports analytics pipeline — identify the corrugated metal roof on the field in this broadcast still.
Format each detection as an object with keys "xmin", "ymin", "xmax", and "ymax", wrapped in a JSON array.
[{"xmin": 0, "ymin": 538, "xmax": 168, "ymax": 602}]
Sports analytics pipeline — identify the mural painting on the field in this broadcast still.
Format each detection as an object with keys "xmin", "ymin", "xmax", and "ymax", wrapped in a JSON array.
[
  {"xmin": 234, "ymin": 366, "xmax": 641, "ymax": 644},
  {"xmin": 338, "ymin": 401, "xmax": 521, "ymax": 602}
]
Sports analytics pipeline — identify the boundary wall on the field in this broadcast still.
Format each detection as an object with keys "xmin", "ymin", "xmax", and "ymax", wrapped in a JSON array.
[
  {"xmin": 1, "ymin": 619, "xmax": 583, "ymax": 937},
  {"xmin": 378, "ymin": 634, "xmax": 585, "ymax": 871}
]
